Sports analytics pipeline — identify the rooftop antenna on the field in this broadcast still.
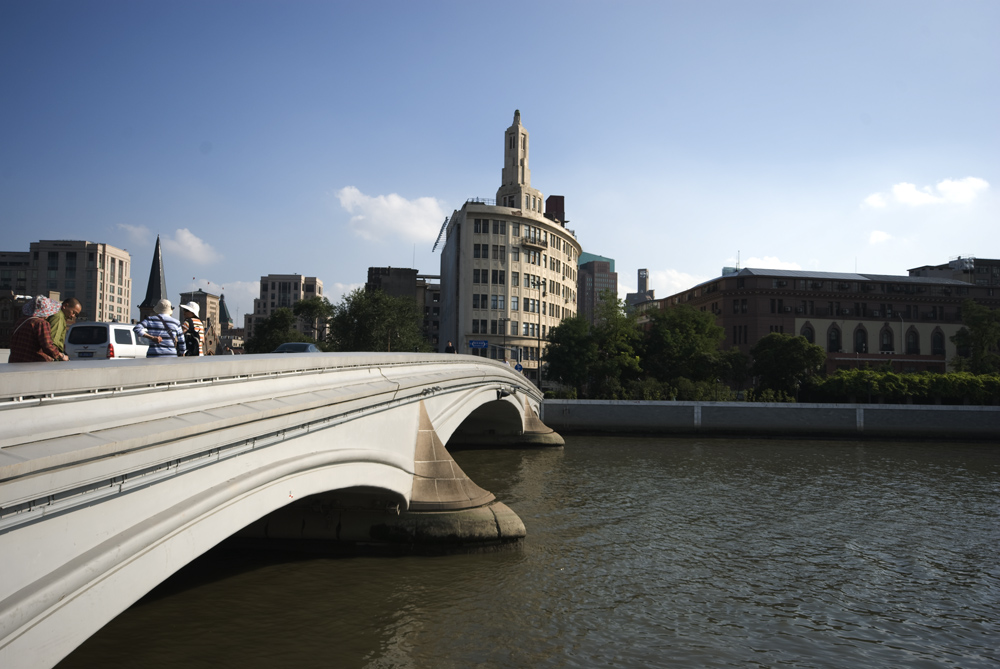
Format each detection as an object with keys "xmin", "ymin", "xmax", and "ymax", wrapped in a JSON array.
[{"xmin": 737, "ymin": 250, "xmax": 740, "ymax": 270}]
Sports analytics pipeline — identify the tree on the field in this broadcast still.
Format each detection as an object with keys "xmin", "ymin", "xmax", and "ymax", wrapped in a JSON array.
[
  {"xmin": 750, "ymin": 333, "xmax": 826, "ymax": 396},
  {"xmin": 293, "ymin": 296, "xmax": 334, "ymax": 341},
  {"xmin": 327, "ymin": 288, "xmax": 430, "ymax": 352},
  {"xmin": 639, "ymin": 305, "xmax": 727, "ymax": 384},
  {"xmin": 544, "ymin": 316, "xmax": 597, "ymax": 396},
  {"xmin": 244, "ymin": 308, "xmax": 314, "ymax": 353},
  {"xmin": 588, "ymin": 292, "xmax": 641, "ymax": 398},
  {"xmin": 950, "ymin": 300, "xmax": 1000, "ymax": 374}
]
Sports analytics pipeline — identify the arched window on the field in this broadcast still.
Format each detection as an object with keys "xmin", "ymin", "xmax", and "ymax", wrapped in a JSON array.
[
  {"xmin": 801, "ymin": 325, "xmax": 814, "ymax": 344},
  {"xmin": 854, "ymin": 328, "xmax": 868, "ymax": 354},
  {"xmin": 828, "ymin": 326, "xmax": 841, "ymax": 353},
  {"xmin": 906, "ymin": 330, "xmax": 920, "ymax": 355},
  {"xmin": 880, "ymin": 327, "xmax": 894, "ymax": 352},
  {"xmin": 932, "ymin": 330, "xmax": 946, "ymax": 355}
]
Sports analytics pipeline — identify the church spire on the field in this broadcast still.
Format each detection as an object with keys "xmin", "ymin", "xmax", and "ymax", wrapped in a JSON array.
[{"xmin": 137, "ymin": 235, "xmax": 168, "ymax": 320}]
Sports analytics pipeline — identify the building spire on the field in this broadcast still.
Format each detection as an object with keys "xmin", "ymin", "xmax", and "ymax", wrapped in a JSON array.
[
  {"xmin": 137, "ymin": 235, "xmax": 168, "ymax": 319},
  {"xmin": 496, "ymin": 110, "xmax": 543, "ymax": 212}
]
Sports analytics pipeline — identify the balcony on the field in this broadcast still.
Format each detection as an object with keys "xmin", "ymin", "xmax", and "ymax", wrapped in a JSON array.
[{"xmin": 521, "ymin": 237, "xmax": 548, "ymax": 249}]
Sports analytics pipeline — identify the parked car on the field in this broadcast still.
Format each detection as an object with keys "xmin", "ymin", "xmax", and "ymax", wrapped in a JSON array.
[
  {"xmin": 271, "ymin": 342, "xmax": 321, "ymax": 353},
  {"xmin": 65, "ymin": 322, "xmax": 149, "ymax": 360}
]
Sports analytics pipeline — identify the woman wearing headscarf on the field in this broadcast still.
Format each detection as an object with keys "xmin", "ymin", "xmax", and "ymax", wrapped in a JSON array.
[{"xmin": 8, "ymin": 296, "xmax": 69, "ymax": 363}]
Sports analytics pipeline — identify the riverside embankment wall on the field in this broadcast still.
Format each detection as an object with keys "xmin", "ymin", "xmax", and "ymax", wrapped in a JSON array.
[{"xmin": 541, "ymin": 400, "xmax": 1000, "ymax": 440}]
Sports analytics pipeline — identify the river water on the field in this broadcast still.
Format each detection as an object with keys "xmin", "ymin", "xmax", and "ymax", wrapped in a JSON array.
[{"xmin": 61, "ymin": 436, "xmax": 999, "ymax": 668}]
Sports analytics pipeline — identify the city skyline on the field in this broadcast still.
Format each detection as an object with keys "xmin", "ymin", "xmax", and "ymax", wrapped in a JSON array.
[{"xmin": 3, "ymin": 1, "xmax": 996, "ymax": 322}]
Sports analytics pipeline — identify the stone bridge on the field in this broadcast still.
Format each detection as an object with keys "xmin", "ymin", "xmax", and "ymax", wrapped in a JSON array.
[{"xmin": 0, "ymin": 353, "xmax": 560, "ymax": 668}]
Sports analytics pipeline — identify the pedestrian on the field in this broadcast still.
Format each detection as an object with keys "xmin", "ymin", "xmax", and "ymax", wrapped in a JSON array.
[
  {"xmin": 445, "ymin": 341, "xmax": 456, "ymax": 353},
  {"xmin": 48, "ymin": 297, "xmax": 82, "ymax": 354},
  {"xmin": 179, "ymin": 302, "xmax": 204, "ymax": 356},
  {"xmin": 225, "ymin": 345, "xmax": 234, "ymax": 355},
  {"xmin": 8, "ymin": 296, "xmax": 69, "ymax": 363},
  {"xmin": 133, "ymin": 299, "xmax": 185, "ymax": 357}
]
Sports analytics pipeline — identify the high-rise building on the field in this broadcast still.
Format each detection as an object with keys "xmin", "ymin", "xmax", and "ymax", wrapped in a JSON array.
[
  {"xmin": 0, "ymin": 251, "xmax": 31, "ymax": 295},
  {"xmin": 439, "ymin": 110, "xmax": 583, "ymax": 383},
  {"xmin": 577, "ymin": 256, "xmax": 618, "ymax": 325},
  {"xmin": 625, "ymin": 268, "xmax": 655, "ymax": 307},
  {"xmin": 244, "ymin": 274, "xmax": 325, "ymax": 340},
  {"xmin": 28, "ymin": 240, "xmax": 132, "ymax": 322},
  {"xmin": 366, "ymin": 267, "xmax": 442, "ymax": 349}
]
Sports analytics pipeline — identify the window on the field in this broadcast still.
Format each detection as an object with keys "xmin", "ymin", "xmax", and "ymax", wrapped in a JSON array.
[
  {"xmin": 512, "ymin": 223, "xmax": 520, "ymax": 236},
  {"xmin": 828, "ymin": 327, "xmax": 841, "ymax": 353},
  {"xmin": 932, "ymin": 331, "xmax": 945, "ymax": 355},
  {"xmin": 491, "ymin": 320, "xmax": 498, "ymax": 334},
  {"xmin": 498, "ymin": 295, "xmax": 505, "ymax": 310},
  {"xmin": 473, "ymin": 294, "xmax": 481, "ymax": 309},
  {"xmin": 511, "ymin": 272, "xmax": 519, "ymax": 287},
  {"xmin": 472, "ymin": 320, "xmax": 480, "ymax": 334},
  {"xmin": 802, "ymin": 326, "xmax": 814, "ymax": 344},
  {"xmin": 511, "ymin": 320, "xmax": 518, "ymax": 335},
  {"xmin": 880, "ymin": 328, "xmax": 894, "ymax": 352},
  {"xmin": 512, "ymin": 248, "xmax": 520, "ymax": 262},
  {"xmin": 854, "ymin": 328, "xmax": 867, "ymax": 353},
  {"xmin": 511, "ymin": 296, "xmax": 519, "ymax": 310},
  {"xmin": 474, "ymin": 244, "xmax": 483, "ymax": 259},
  {"xmin": 491, "ymin": 294, "xmax": 498, "ymax": 310},
  {"xmin": 473, "ymin": 269, "xmax": 482, "ymax": 283},
  {"xmin": 492, "ymin": 245, "xmax": 499, "ymax": 260},
  {"xmin": 906, "ymin": 330, "xmax": 919, "ymax": 355}
]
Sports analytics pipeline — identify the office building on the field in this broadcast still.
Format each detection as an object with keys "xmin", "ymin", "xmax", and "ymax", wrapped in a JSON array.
[
  {"xmin": 366, "ymin": 267, "xmax": 442, "ymax": 349},
  {"xmin": 244, "ymin": 274, "xmax": 325, "ymax": 340},
  {"xmin": 28, "ymin": 240, "xmax": 132, "ymax": 322},
  {"xmin": 439, "ymin": 110, "xmax": 583, "ymax": 383},
  {"xmin": 577, "ymin": 255, "xmax": 618, "ymax": 325}
]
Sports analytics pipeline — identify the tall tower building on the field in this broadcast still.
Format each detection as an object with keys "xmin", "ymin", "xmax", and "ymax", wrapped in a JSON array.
[
  {"xmin": 439, "ymin": 111, "xmax": 583, "ymax": 385},
  {"xmin": 244, "ymin": 274, "xmax": 325, "ymax": 340}
]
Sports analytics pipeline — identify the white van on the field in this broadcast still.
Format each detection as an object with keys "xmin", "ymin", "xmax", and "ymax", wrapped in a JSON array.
[{"xmin": 65, "ymin": 322, "xmax": 149, "ymax": 360}]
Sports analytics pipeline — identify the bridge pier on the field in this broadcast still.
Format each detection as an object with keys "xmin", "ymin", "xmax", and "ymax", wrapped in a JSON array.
[{"xmin": 236, "ymin": 402, "xmax": 526, "ymax": 551}]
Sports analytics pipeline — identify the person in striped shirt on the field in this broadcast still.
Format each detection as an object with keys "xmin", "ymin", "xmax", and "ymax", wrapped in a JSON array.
[{"xmin": 133, "ymin": 299, "xmax": 186, "ymax": 357}]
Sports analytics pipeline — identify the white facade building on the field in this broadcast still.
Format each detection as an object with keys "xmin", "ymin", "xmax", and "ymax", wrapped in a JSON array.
[
  {"xmin": 244, "ymin": 274, "xmax": 325, "ymax": 340},
  {"xmin": 440, "ymin": 111, "xmax": 582, "ymax": 383}
]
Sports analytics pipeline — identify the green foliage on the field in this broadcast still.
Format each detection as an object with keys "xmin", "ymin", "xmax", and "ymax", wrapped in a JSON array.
[
  {"xmin": 544, "ymin": 316, "xmax": 597, "ymax": 396},
  {"xmin": 244, "ymin": 308, "xmax": 316, "ymax": 353},
  {"xmin": 639, "ymin": 305, "xmax": 726, "ymax": 383},
  {"xmin": 292, "ymin": 296, "xmax": 334, "ymax": 340},
  {"xmin": 326, "ymin": 288, "xmax": 430, "ymax": 353},
  {"xmin": 812, "ymin": 369, "xmax": 1000, "ymax": 404},
  {"xmin": 950, "ymin": 300, "xmax": 1000, "ymax": 374},
  {"xmin": 589, "ymin": 293, "xmax": 641, "ymax": 398},
  {"xmin": 744, "ymin": 388, "xmax": 796, "ymax": 403},
  {"xmin": 750, "ymin": 333, "xmax": 826, "ymax": 396}
]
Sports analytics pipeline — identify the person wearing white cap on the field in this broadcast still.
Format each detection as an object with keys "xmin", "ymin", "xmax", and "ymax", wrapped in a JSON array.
[
  {"xmin": 179, "ymin": 301, "xmax": 204, "ymax": 356},
  {"xmin": 133, "ymin": 298, "xmax": 186, "ymax": 357}
]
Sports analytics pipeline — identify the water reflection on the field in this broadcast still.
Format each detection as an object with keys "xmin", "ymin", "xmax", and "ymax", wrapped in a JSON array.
[{"xmin": 60, "ymin": 437, "xmax": 1000, "ymax": 668}]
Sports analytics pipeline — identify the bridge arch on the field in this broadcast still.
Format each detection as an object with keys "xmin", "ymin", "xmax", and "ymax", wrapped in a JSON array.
[{"xmin": 0, "ymin": 353, "xmax": 552, "ymax": 668}]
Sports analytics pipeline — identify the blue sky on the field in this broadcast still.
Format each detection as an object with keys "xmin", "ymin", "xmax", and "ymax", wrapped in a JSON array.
[{"xmin": 2, "ymin": 1, "xmax": 997, "ymax": 322}]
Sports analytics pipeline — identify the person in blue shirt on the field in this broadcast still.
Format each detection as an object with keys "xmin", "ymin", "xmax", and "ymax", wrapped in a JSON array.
[{"xmin": 134, "ymin": 299, "xmax": 186, "ymax": 357}]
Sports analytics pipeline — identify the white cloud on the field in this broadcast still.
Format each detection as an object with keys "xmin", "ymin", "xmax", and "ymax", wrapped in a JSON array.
[
  {"xmin": 864, "ymin": 176, "xmax": 989, "ymax": 208},
  {"xmin": 863, "ymin": 193, "xmax": 887, "ymax": 208},
  {"xmin": 336, "ymin": 186, "xmax": 446, "ymax": 243},
  {"xmin": 325, "ymin": 282, "xmax": 364, "ymax": 304},
  {"xmin": 742, "ymin": 256, "xmax": 802, "ymax": 271},
  {"xmin": 646, "ymin": 269, "xmax": 709, "ymax": 297},
  {"xmin": 869, "ymin": 230, "xmax": 892, "ymax": 244},
  {"xmin": 161, "ymin": 228, "xmax": 222, "ymax": 265},
  {"xmin": 892, "ymin": 182, "xmax": 943, "ymax": 206},
  {"xmin": 936, "ymin": 177, "xmax": 990, "ymax": 204},
  {"xmin": 117, "ymin": 223, "xmax": 151, "ymax": 246}
]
